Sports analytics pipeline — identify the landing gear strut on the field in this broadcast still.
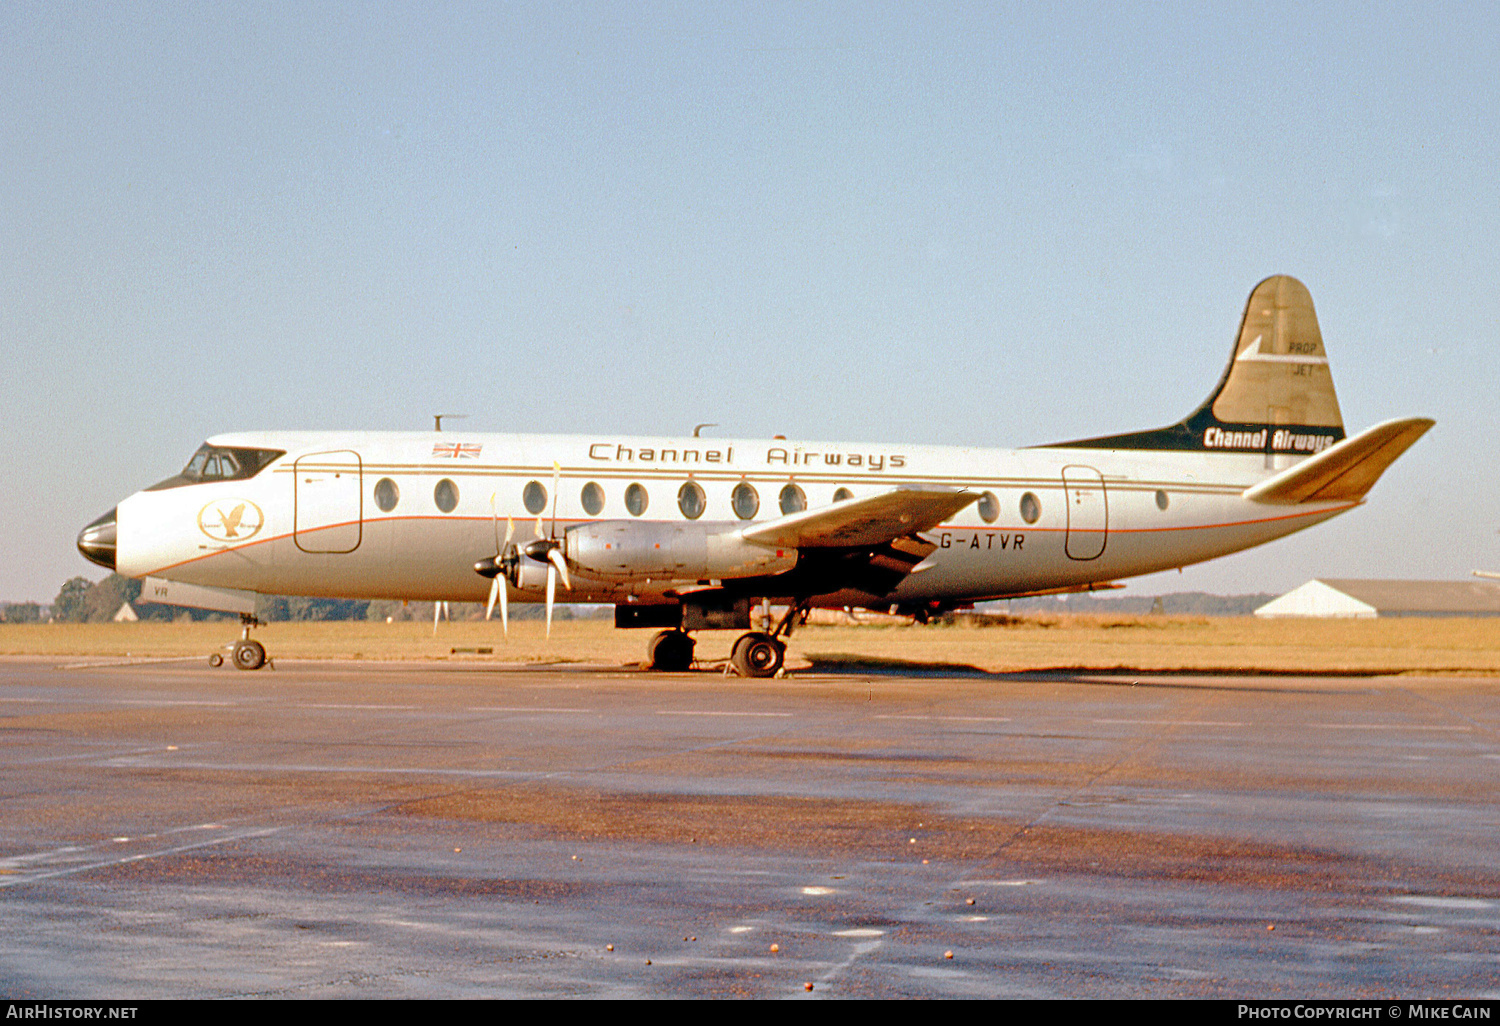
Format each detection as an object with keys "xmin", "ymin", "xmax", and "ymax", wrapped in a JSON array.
[{"xmin": 211, "ymin": 614, "xmax": 269, "ymax": 671}]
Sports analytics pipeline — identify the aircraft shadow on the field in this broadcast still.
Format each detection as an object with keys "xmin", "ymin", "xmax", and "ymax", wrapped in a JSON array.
[{"xmin": 796, "ymin": 653, "xmax": 1384, "ymax": 693}]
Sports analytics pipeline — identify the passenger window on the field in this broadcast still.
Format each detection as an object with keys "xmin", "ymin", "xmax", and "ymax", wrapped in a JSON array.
[
  {"xmin": 1155, "ymin": 489, "xmax": 1170, "ymax": 511},
  {"xmin": 731, "ymin": 482, "xmax": 759, "ymax": 520},
  {"xmin": 833, "ymin": 487, "xmax": 853, "ymax": 503},
  {"xmin": 523, "ymin": 481, "xmax": 548, "ymax": 515},
  {"xmin": 977, "ymin": 491, "xmax": 999, "ymax": 524},
  {"xmin": 625, "ymin": 483, "xmax": 648, "ymax": 517},
  {"xmin": 1020, "ymin": 492, "xmax": 1041, "ymax": 524},
  {"xmin": 374, "ymin": 478, "xmax": 399, "ymax": 512},
  {"xmin": 779, "ymin": 483, "xmax": 806, "ymax": 515},
  {"xmin": 678, "ymin": 481, "xmax": 706, "ymax": 520},
  {"xmin": 581, "ymin": 482, "xmax": 604, "ymax": 516},
  {"xmin": 435, "ymin": 479, "xmax": 459, "ymax": 513}
]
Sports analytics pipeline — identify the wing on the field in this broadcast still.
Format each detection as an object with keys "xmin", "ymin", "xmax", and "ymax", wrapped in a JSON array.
[
  {"xmin": 739, "ymin": 485, "xmax": 978, "ymax": 549},
  {"xmin": 730, "ymin": 485, "xmax": 979, "ymax": 598}
]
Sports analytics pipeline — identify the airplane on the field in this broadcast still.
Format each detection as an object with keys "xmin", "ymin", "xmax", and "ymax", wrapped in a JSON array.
[{"xmin": 77, "ymin": 275, "xmax": 1433, "ymax": 676}]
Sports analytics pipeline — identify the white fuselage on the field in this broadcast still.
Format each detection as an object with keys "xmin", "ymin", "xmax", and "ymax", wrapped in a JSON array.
[{"xmin": 114, "ymin": 430, "xmax": 1354, "ymax": 608}]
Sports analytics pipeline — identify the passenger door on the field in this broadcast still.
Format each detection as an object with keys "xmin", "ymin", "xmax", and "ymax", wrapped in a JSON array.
[
  {"xmin": 1062, "ymin": 465, "xmax": 1107, "ymax": 560},
  {"xmin": 293, "ymin": 451, "xmax": 363, "ymax": 553}
]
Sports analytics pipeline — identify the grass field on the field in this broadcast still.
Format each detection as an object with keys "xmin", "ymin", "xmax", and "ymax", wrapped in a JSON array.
[{"xmin": 3, "ymin": 614, "xmax": 1497, "ymax": 675}]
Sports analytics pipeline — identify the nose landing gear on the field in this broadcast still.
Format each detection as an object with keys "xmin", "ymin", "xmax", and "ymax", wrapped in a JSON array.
[{"xmin": 210, "ymin": 615, "xmax": 271, "ymax": 671}]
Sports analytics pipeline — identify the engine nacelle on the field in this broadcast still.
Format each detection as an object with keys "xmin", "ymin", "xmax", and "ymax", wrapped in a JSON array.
[
  {"xmin": 511, "ymin": 555, "xmax": 552, "ymax": 592},
  {"xmin": 564, "ymin": 521, "xmax": 796, "ymax": 582}
]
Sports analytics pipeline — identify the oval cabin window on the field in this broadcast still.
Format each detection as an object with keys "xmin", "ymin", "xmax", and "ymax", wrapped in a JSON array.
[
  {"xmin": 678, "ymin": 481, "xmax": 706, "ymax": 520},
  {"xmin": 581, "ymin": 482, "xmax": 604, "ymax": 516},
  {"xmin": 523, "ymin": 481, "xmax": 548, "ymax": 515},
  {"xmin": 977, "ymin": 491, "xmax": 999, "ymax": 524},
  {"xmin": 779, "ymin": 483, "xmax": 806, "ymax": 515},
  {"xmin": 731, "ymin": 482, "xmax": 759, "ymax": 520},
  {"xmin": 625, "ymin": 483, "xmax": 649, "ymax": 517},
  {"xmin": 374, "ymin": 478, "xmax": 399, "ymax": 513},
  {"xmin": 1019, "ymin": 491, "xmax": 1041, "ymax": 524}
]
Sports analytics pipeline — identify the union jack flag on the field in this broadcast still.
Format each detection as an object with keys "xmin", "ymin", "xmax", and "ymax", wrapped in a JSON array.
[{"xmin": 432, "ymin": 442, "xmax": 482, "ymax": 458}]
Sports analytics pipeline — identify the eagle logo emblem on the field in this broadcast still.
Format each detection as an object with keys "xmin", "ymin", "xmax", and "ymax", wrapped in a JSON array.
[{"xmin": 197, "ymin": 499, "xmax": 265, "ymax": 542}]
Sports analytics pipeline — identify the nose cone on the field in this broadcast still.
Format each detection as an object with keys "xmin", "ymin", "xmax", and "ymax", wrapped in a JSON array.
[{"xmin": 78, "ymin": 508, "xmax": 117, "ymax": 570}]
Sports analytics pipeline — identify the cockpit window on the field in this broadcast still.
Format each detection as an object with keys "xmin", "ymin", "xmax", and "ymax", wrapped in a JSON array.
[{"xmin": 146, "ymin": 445, "xmax": 286, "ymax": 490}]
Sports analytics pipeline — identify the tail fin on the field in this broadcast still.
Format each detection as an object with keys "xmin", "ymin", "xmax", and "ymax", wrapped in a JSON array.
[{"xmin": 1051, "ymin": 275, "xmax": 1347, "ymax": 455}]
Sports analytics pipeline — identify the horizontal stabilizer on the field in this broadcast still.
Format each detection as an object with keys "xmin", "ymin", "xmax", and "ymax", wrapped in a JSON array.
[
  {"xmin": 740, "ymin": 485, "xmax": 977, "ymax": 549},
  {"xmin": 1242, "ymin": 417, "xmax": 1434, "ymax": 505}
]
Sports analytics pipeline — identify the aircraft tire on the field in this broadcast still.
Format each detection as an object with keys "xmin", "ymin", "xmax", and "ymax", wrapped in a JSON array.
[
  {"xmin": 731, "ymin": 632, "xmax": 784, "ymax": 678},
  {"xmin": 232, "ymin": 639, "xmax": 267, "ymax": 671},
  {"xmin": 209, "ymin": 653, "xmax": 224, "ymax": 668},
  {"xmin": 647, "ymin": 630, "xmax": 694, "ymax": 672}
]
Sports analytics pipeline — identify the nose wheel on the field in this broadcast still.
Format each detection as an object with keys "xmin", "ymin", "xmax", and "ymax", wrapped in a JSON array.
[
  {"xmin": 231, "ymin": 638, "xmax": 267, "ymax": 670},
  {"xmin": 211, "ymin": 615, "xmax": 271, "ymax": 671}
]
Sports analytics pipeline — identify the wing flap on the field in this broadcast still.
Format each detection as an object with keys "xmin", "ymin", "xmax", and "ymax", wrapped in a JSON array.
[
  {"xmin": 1242, "ymin": 417, "xmax": 1434, "ymax": 505},
  {"xmin": 740, "ymin": 485, "xmax": 977, "ymax": 549}
]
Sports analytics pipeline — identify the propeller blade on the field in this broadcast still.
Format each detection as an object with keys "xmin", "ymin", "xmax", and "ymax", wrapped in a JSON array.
[
  {"xmin": 535, "ymin": 515, "xmax": 544, "ymax": 540},
  {"xmin": 490, "ymin": 493, "xmax": 500, "ymax": 552},
  {"xmin": 545, "ymin": 562, "xmax": 557, "ymax": 638},
  {"xmin": 499, "ymin": 580, "xmax": 508, "ymax": 636},
  {"xmin": 550, "ymin": 461, "xmax": 561, "ymax": 539},
  {"xmin": 433, "ymin": 600, "xmax": 441, "ymax": 636},
  {"xmin": 485, "ymin": 578, "xmax": 498, "ymax": 621},
  {"xmin": 547, "ymin": 545, "xmax": 571, "ymax": 591},
  {"xmin": 504, "ymin": 516, "xmax": 514, "ymax": 546}
]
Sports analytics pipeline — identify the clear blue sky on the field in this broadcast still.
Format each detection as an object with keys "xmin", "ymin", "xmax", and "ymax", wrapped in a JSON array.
[{"xmin": 4, "ymin": 2, "xmax": 1497, "ymax": 602}]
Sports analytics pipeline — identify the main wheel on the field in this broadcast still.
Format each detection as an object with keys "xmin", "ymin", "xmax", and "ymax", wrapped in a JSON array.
[
  {"xmin": 730, "ymin": 632, "xmax": 784, "ymax": 678},
  {"xmin": 232, "ymin": 639, "xmax": 267, "ymax": 671},
  {"xmin": 647, "ymin": 630, "xmax": 695, "ymax": 672}
]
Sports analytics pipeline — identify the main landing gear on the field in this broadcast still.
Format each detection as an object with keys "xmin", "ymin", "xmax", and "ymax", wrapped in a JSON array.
[
  {"xmin": 645, "ymin": 601, "xmax": 808, "ymax": 678},
  {"xmin": 729, "ymin": 632, "xmax": 784, "ymax": 678},
  {"xmin": 647, "ymin": 629, "xmax": 696, "ymax": 672},
  {"xmin": 209, "ymin": 614, "xmax": 270, "ymax": 671}
]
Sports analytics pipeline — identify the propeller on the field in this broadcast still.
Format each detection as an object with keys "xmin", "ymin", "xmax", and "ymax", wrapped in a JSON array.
[
  {"xmin": 473, "ymin": 471, "xmax": 573, "ymax": 638},
  {"xmin": 522, "ymin": 463, "xmax": 571, "ymax": 637},
  {"xmin": 475, "ymin": 493, "xmax": 520, "ymax": 635}
]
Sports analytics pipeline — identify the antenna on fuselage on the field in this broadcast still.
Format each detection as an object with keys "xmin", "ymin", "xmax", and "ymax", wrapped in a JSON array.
[
  {"xmin": 433, "ymin": 414, "xmax": 468, "ymax": 432},
  {"xmin": 693, "ymin": 423, "xmax": 717, "ymax": 437}
]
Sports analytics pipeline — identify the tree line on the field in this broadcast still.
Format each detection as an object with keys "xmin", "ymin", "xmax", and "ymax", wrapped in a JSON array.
[{"xmin": 1, "ymin": 574, "xmax": 605, "ymax": 624}]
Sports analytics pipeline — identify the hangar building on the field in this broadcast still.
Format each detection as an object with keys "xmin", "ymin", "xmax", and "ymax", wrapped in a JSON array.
[{"xmin": 1254, "ymin": 579, "xmax": 1500, "ymax": 619}]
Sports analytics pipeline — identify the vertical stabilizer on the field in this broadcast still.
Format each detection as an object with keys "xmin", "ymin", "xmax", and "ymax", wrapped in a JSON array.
[
  {"xmin": 1050, "ymin": 275, "xmax": 1347, "ymax": 455},
  {"xmin": 1213, "ymin": 275, "xmax": 1342, "ymax": 432}
]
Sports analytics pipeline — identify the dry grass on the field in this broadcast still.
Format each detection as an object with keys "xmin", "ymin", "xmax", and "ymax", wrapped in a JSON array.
[{"xmin": 3, "ymin": 614, "xmax": 1496, "ymax": 674}]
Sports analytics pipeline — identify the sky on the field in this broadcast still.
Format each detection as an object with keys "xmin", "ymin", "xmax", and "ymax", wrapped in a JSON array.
[{"xmin": 3, "ymin": 1, "xmax": 1498, "ymax": 603}]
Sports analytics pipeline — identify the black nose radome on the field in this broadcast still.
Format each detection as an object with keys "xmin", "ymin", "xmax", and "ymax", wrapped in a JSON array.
[{"xmin": 77, "ymin": 508, "xmax": 117, "ymax": 570}]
